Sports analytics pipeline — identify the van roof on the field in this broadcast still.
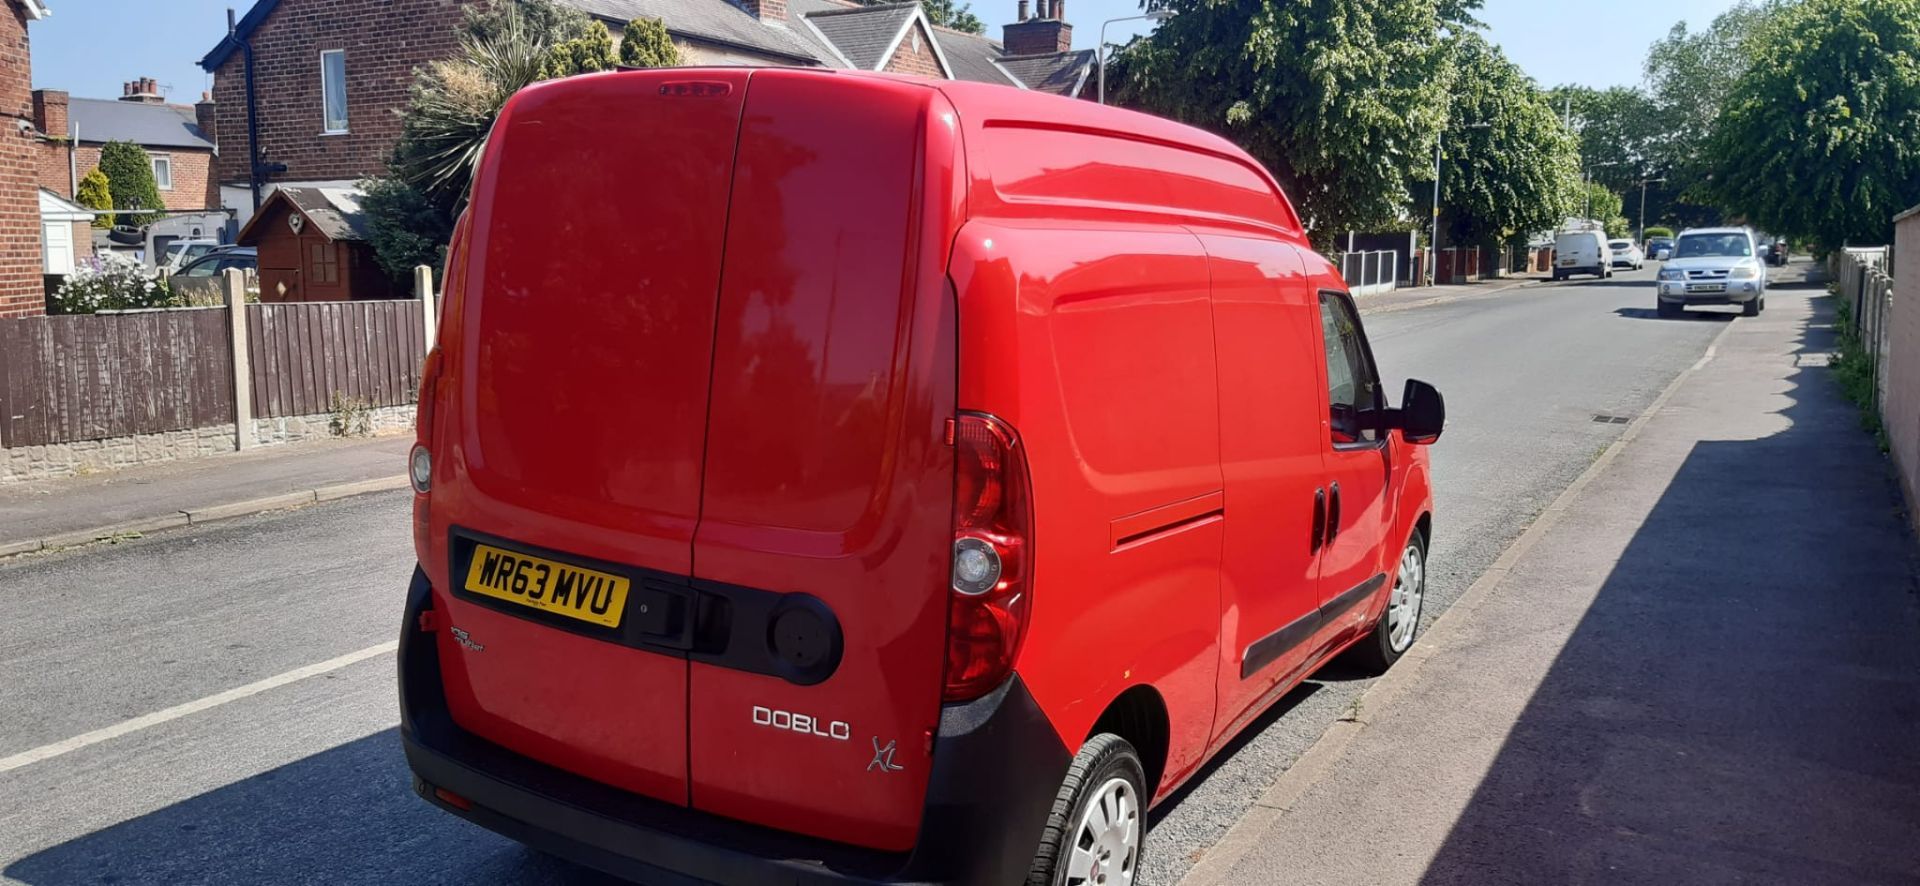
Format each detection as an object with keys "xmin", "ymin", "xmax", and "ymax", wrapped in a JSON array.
[{"xmin": 1679, "ymin": 227, "xmax": 1752, "ymax": 236}]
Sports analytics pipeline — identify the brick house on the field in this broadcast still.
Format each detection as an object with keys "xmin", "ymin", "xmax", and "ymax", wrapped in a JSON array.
[
  {"xmin": 31, "ymin": 78, "xmax": 219, "ymax": 214},
  {"xmin": 198, "ymin": 0, "xmax": 1094, "ymax": 226},
  {"xmin": 0, "ymin": 0, "xmax": 51, "ymax": 318}
]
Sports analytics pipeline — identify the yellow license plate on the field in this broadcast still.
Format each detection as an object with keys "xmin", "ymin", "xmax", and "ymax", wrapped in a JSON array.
[{"xmin": 463, "ymin": 543, "xmax": 631, "ymax": 628}]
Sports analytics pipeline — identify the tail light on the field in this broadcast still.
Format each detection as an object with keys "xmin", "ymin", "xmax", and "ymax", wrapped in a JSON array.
[
  {"xmin": 411, "ymin": 345, "xmax": 442, "ymax": 562},
  {"xmin": 943, "ymin": 413, "xmax": 1033, "ymax": 702}
]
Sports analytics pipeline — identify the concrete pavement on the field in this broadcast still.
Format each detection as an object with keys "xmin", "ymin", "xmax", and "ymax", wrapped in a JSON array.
[
  {"xmin": 1183, "ymin": 282, "xmax": 1920, "ymax": 883},
  {"xmin": 0, "ymin": 434, "xmax": 410, "ymax": 556}
]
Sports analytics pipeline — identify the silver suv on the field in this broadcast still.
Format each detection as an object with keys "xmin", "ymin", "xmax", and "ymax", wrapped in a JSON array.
[{"xmin": 1656, "ymin": 227, "xmax": 1767, "ymax": 317}]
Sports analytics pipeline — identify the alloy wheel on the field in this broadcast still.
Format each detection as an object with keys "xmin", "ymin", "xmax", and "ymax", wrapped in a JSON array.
[
  {"xmin": 1065, "ymin": 777, "xmax": 1138, "ymax": 886},
  {"xmin": 1386, "ymin": 541, "xmax": 1426, "ymax": 652}
]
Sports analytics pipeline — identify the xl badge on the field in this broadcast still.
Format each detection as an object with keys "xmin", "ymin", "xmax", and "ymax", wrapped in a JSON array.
[
  {"xmin": 450, "ymin": 627, "xmax": 485, "ymax": 653},
  {"xmin": 868, "ymin": 737, "xmax": 905, "ymax": 773}
]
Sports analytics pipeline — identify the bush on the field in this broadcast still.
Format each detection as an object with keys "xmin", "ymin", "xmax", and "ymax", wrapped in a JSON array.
[
  {"xmin": 619, "ymin": 17, "xmax": 680, "ymax": 67},
  {"xmin": 1643, "ymin": 225, "xmax": 1675, "ymax": 240},
  {"xmin": 360, "ymin": 176, "xmax": 452, "ymax": 288},
  {"xmin": 541, "ymin": 19, "xmax": 616, "ymax": 78},
  {"xmin": 97, "ymin": 141, "xmax": 165, "ymax": 227},
  {"xmin": 51, "ymin": 254, "xmax": 172, "ymax": 314},
  {"xmin": 76, "ymin": 168, "xmax": 113, "ymax": 229}
]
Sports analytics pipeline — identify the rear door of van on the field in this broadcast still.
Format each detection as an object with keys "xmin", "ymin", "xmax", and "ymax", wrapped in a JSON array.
[
  {"xmin": 430, "ymin": 70, "xmax": 754, "ymax": 808},
  {"xmin": 686, "ymin": 70, "xmax": 956, "ymax": 853}
]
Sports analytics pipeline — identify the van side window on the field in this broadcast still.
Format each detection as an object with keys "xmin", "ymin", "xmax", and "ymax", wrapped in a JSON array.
[{"xmin": 1318, "ymin": 291, "xmax": 1381, "ymax": 444}]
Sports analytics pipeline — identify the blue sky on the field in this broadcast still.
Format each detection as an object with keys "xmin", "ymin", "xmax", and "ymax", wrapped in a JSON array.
[{"xmin": 28, "ymin": 0, "xmax": 1739, "ymax": 105}]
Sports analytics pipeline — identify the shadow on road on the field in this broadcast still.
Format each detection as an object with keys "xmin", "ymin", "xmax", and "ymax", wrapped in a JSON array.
[
  {"xmin": 4, "ymin": 730, "xmax": 618, "ymax": 886},
  {"xmin": 1146, "ymin": 680, "xmax": 1323, "ymax": 827},
  {"xmin": 1416, "ymin": 291, "xmax": 1920, "ymax": 884},
  {"xmin": 1612, "ymin": 307, "xmax": 1739, "ymax": 322}
]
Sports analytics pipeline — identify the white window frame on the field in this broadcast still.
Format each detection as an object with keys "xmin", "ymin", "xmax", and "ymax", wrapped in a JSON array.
[
  {"xmin": 151, "ymin": 153, "xmax": 173, "ymax": 190},
  {"xmin": 320, "ymin": 49, "xmax": 349, "ymax": 135}
]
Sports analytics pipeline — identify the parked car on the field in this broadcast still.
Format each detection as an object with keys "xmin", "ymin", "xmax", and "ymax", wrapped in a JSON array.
[
  {"xmin": 171, "ymin": 246, "xmax": 256, "ymax": 280},
  {"xmin": 1553, "ymin": 229, "xmax": 1612, "ymax": 280},
  {"xmin": 1646, "ymin": 237, "xmax": 1675, "ymax": 260},
  {"xmin": 399, "ymin": 69, "xmax": 1444, "ymax": 886},
  {"xmin": 1608, "ymin": 239, "xmax": 1645, "ymax": 270},
  {"xmin": 1656, "ymin": 227, "xmax": 1767, "ymax": 317},
  {"xmin": 155, "ymin": 239, "xmax": 226, "ymax": 275}
]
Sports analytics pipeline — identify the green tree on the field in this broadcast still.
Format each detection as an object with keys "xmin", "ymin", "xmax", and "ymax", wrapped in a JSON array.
[
  {"xmin": 1434, "ymin": 35, "xmax": 1580, "ymax": 249},
  {"xmin": 1639, "ymin": 0, "xmax": 1784, "ymax": 227},
  {"xmin": 619, "ymin": 17, "xmax": 681, "ymax": 67},
  {"xmin": 1644, "ymin": 225, "xmax": 1674, "ymax": 240},
  {"xmin": 921, "ymin": 0, "xmax": 983, "ymax": 34},
  {"xmin": 466, "ymin": 0, "xmax": 590, "ymax": 43},
  {"xmin": 1114, "ymin": 0, "xmax": 1483, "ymax": 242},
  {"xmin": 541, "ymin": 19, "xmax": 616, "ymax": 78},
  {"xmin": 1576, "ymin": 180, "xmax": 1629, "ymax": 237},
  {"xmin": 360, "ymin": 175, "xmax": 456, "ymax": 287},
  {"xmin": 96, "ymin": 141, "xmax": 164, "ymax": 227},
  {"xmin": 76, "ymin": 168, "xmax": 113, "ymax": 230},
  {"xmin": 1703, "ymin": 0, "xmax": 1920, "ymax": 251}
]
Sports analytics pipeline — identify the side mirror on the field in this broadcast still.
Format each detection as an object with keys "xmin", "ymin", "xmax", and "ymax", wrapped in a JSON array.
[{"xmin": 1393, "ymin": 379, "xmax": 1445, "ymax": 444}]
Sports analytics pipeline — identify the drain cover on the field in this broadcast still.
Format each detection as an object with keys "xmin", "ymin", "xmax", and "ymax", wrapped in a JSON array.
[{"xmin": 1591, "ymin": 414, "xmax": 1631, "ymax": 424}]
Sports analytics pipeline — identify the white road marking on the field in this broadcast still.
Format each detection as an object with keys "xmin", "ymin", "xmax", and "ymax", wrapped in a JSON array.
[{"xmin": 0, "ymin": 641, "xmax": 397, "ymax": 775}]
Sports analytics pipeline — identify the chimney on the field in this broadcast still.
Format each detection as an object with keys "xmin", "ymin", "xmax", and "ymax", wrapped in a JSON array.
[
  {"xmin": 1003, "ymin": 0, "xmax": 1072, "ymax": 55},
  {"xmin": 31, "ymin": 89, "xmax": 68, "ymax": 138},
  {"xmin": 195, "ymin": 91, "xmax": 217, "ymax": 152},
  {"xmin": 1016, "ymin": 0, "xmax": 1028, "ymax": 21},
  {"xmin": 120, "ymin": 77, "xmax": 164, "ymax": 104},
  {"xmin": 741, "ymin": 0, "xmax": 786, "ymax": 22}
]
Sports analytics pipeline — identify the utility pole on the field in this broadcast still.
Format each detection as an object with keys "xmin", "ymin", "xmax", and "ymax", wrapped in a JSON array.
[{"xmin": 1637, "ymin": 176, "xmax": 1668, "ymax": 244}]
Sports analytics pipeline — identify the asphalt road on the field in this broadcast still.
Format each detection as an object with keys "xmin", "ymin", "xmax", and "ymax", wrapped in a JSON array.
[{"xmin": 0, "ymin": 264, "xmax": 1735, "ymax": 886}]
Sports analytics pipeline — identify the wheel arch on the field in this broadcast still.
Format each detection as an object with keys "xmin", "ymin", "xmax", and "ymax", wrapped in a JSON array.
[{"xmin": 1087, "ymin": 685, "xmax": 1170, "ymax": 799}]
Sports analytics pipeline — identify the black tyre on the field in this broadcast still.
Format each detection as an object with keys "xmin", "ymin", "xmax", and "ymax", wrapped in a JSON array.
[
  {"xmin": 1742, "ymin": 298, "xmax": 1761, "ymax": 317},
  {"xmin": 1345, "ymin": 528, "xmax": 1428, "ymax": 675},
  {"xmin": 1657, "ymin": 300, "xmax": 1680, "ymax": 318},
  {"xmin": 1551, "ymin": 271, "xmax": 1563, "ymax": 282},
  {"xmin": 1028, "ymin": 734, "xmax": 1147, "ymax": 886}
]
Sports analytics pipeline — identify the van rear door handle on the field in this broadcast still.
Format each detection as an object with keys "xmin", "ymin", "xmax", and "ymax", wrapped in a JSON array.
[
  {"xmin": 1326, "ymin": 483, "xmax": 1342, "ymax": 545},
  {"xmin": 1311, "ymin": 487, "xmax": 1327, "ymax": 553}
]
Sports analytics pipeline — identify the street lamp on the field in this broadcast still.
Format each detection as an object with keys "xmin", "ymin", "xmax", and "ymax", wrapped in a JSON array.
[
  {"xmin": 1430, "ymin": 121, "xmax": 1492, "ymax": 285},
  {"xmin": 1582, "ymin": 161, "xmax": 1623, "ymax": 223},
  {"xmin": 1097, "ymin": 10, "xmax": 1172, "ymax": 105},
  {"xmin": 1636, "ymin": 176, "xmax": 1668, "ymax": 244}
]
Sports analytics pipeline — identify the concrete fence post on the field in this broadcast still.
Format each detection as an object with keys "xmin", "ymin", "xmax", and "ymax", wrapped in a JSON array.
[
  {"xmin": 416, "ymin": 265, "xmax": 438, "ymax": 352},
  {"xmin": 224, "ymin": 268, "xmax": 254, "ymax": 450}
]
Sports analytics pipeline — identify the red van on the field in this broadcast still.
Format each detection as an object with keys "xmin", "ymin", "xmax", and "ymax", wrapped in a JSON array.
[{"xmin": 400, "ymin": 68, "xmax": 1442, "ymax": 885}]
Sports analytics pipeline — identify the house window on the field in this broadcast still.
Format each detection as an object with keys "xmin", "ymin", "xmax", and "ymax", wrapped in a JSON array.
[
  {"xmin": 309, "ymin": 241, "xmax": 340, "ymax": 285},
  {"xmin": 151, "ymin": 154, "xmax": 172, "ymax": 190},
  {"xmin": 321, "ymin": 50, "xmax": 348, "ymax": 133}
]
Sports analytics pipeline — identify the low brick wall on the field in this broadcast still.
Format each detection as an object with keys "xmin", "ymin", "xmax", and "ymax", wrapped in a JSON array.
[{"xmin": 1, "ymin": 404, "xmax": 414, "ymax": 482}]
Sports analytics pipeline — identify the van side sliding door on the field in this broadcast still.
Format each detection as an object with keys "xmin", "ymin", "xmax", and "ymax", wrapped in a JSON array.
[{"xmin": 1196, "ymin": 234, "xmax": 1327, "ymax": 745}]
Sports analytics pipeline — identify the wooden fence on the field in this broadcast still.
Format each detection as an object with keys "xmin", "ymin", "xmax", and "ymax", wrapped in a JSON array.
[
  {"xmin": 248, "ymin": 301, "xmax": 426, "ymax": 419},
  {"xmin": 0, "ymin": 286, "xmax": 433, "ymax": 450},
  {"xmin": 0, "ymin": 308, "xmax": 235, "ymax": 448}
]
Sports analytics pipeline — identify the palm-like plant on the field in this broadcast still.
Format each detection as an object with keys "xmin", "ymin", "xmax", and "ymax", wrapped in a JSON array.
[{"xmin": 390, "ymin": 9, "xmax": 551, "ymax": 215}]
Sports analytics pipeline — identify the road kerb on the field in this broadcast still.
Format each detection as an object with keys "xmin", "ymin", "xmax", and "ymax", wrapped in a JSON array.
[
  {"xmin": 2, "ymin": 473, "xmax": 411, "ymax": 561},
  {"xmin": 184, "ymin": 491, "xmax": 319, "ymax": 524},
  {"xmin": 39, "ymin": 514, "xmax": 193, "ymax": 551},
  {"xmin": 1177, "ymin": 316, "xmax": 1740, "ymax": 886},
  {"xmin": 314, "ymin": 474, "xmax": 411, "ymax": 501}
]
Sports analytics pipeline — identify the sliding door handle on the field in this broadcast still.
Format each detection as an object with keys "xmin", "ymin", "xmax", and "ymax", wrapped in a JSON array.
[
  {"xmin": 1326, "ymin": 482, "xmax": 1342, "ymax": 545},
  {"xmin": 1311, "ymin": 487, "xmax": 1327, "ymax": 553}
]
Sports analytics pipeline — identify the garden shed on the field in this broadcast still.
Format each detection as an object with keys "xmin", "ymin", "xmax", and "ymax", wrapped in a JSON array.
[{"xmin": 237, "ymin": 187, "xmax": 398, "ymax": 302}]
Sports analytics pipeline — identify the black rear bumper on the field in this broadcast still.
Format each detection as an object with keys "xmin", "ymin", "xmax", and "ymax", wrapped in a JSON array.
[{"xmin": 399, "ymin": 566, "xmax": 1070, "ymax": 885}]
